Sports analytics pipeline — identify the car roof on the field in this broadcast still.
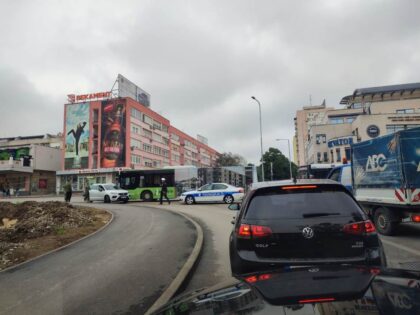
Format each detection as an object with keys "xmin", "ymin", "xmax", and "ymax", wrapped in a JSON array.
[{"xmin": 250, "ymin": 179, "xmax": 340, "ymax": 191}]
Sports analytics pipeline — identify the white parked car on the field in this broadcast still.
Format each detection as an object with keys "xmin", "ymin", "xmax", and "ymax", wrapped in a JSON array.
[
  {"xmin": 180, "ymin": 183, "xmax": 244, "ymax": 205},
  {"xmin": 89, "ymin": 183, "xmax": 129, "ymax": 203}
]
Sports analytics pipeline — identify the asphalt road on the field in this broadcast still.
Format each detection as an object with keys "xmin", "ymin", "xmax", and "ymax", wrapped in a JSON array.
[
  {"xmin": 0, "ymin": 202, "xmax": 196, "ymax": 315},
  {"xmin": 141, "ymin": 202, "xmax": 236, "ymax": 293},
  {"xmin": 143, "ymin": 202, "xmax": 420, "ymax": 293}
]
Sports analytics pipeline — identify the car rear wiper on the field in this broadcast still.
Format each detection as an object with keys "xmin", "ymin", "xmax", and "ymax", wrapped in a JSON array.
[{"xmin": 302, "ymin": 212, "xmax": 340, "ymax": 218}]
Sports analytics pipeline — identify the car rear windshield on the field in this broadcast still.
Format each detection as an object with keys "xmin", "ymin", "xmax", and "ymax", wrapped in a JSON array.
[{"xmin": 245, "ymin": 189, "xmax": 362, "ymax": 220}]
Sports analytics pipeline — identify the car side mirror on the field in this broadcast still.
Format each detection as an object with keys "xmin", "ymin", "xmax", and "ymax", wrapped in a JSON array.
[{"xmin": 228, "ymin": 203, "xmax": 240, "ymax": 211}]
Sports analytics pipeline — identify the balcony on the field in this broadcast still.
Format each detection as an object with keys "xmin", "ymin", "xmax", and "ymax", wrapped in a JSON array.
[{"xmin": 0, "ymin": 159, "xmax": 33, "ymax": 173}]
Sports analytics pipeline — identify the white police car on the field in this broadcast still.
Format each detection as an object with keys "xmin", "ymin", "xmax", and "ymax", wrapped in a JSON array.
[{"xmin": 180, "ymin": 183, "xmax": 244, "ymax": 205}]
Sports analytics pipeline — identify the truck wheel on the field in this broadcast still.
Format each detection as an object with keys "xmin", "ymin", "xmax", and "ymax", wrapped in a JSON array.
[
  {"xmin": 374, "ymin": 207, "xmax": 398, "ymax": 236},
  {"xmin": 141, "ymin": 191, "xmax": 153, "ymax": 201}
]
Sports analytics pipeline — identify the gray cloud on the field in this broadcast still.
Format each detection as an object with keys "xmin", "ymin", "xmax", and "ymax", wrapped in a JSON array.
[{"xmin": 1, "ymin": 0, "xmax": 420, "ymax": 163}]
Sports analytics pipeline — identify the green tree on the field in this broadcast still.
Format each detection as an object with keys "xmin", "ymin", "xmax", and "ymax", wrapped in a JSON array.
[
  {"xmin": 215, "ymin": 152, "xmax": 247, "ymax": 167},
  {"xmin": 257, "ymin": 147, "xmax": 298, "ymax": 181}
]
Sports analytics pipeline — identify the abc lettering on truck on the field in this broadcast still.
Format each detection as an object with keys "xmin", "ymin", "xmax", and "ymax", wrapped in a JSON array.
[{"xmin": 350, "ymin": 127, "xmax": 420, "ymax": 235}]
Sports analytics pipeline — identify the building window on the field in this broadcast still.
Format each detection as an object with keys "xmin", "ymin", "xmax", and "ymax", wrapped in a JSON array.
[
  {"xmin": 316, "ymin": 134, "xmax": 326, "ymax": 144},
  {"xmin": 386, "ymin": 124, "xmax": 420, "ymax": 134},
  {"xmin": 131, "ymin": 108, "xmax": 142, "ymax": 120},
  {"xmin": 330, "ymin": 117, "xmax": 344, "ymax": 124},
  {"xmin": 323, "ymin": 152, "xmax": 328, "ymax": 162},
  {"xmin": 171, "ymin": 133, "xmax": 180, "ymax": 141},
  {"xmin": 153, "ymin": 146, "xmax": 162, "ymax": 156},
  {"xmin": 172, "ymin": 154, "xmax": 180, "ymax": 162},
  {"xmin": 131, "ymin": 154, "xmax": 141, "ymax": 164},
  {"xmin": 336, "ymin": 148, "xmax": 341, "ymax": 162},
  {"xmin": 131, "ymin": 123, "xmax": 141, "ymax": 135},
  {"xmin": 153, "ymin": 120, "xmax": 162, "ymax": 130},
  {"xmin": 143, "ymin": 143, "xmax": 152, "ymax": 153},
  {"xmin": 346, "ymin": 117, "xmax": 355, "ymax": 123},
  {"xmin": 152, "ymin": 133, "xmax": 162, "ymax": 143},
  {"xmin": 396, "ymin": 109, "xmax": 415, "ymax": 114},
  {"xmin": 143, "ymin": 115, "xmax": 153, "ymax": 125},
  {"xmin": 162, "ymin": 125, "xmax": 169, "ymax": 133},
  {"xmin": 144, "ymin": 158, "xmax": 153, "ymax": 167},
  {"xmin": 162, "ymin": 137, "xmax": 169, "ymax": 145},
  {"xmin": 330, "ymin": 150, "xmax": 334, "ymax": 163},
  {"xmin": 172, "ymin": 144, "xmax": 179, "ymax": 152},
  {"xmin": 130, "ymin": 138, "xmax": 141, "ymax": 149},
  {"xmin": 153, "ymin": 160, "xmax": 161, "ymax": 167},
  {"xmin": 345, "ymin": 147, "xmax": 351, "ymax": 161},
  {"xmin": 143, "ymin": 128, "xmax": 152, "ymax": 138},
  {"xmin": 317, "ymin": 152, "xmax": 321, "ymax": 163},
  {"xmin": 352, "ymin": 103, "xmax": 362, "ymax": 109}
]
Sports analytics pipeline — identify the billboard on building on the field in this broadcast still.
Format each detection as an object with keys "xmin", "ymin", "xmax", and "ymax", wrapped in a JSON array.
[
  {"xmin": 0, "ymin": 147, "xmax": 30, "ymax": 160},
  {"xmin": 100, "ymin": 100, "xmax": 126, "ymax": 168},
  {"xmin": 117, "ymin": 74, "xmax": 151, "ymax": 107},
  {"xmin": 197, "ymin": 134, "xmax": 208, "ymax": 145},
  {"xmin": 65, "ymin": 103, "xmax": 90, "ymax": 169}
]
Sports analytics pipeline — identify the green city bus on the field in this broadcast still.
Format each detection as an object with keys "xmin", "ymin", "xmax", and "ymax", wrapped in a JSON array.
[{"xmin": 119, "ymin": 169, "xmax": 176, "ymax": 201}]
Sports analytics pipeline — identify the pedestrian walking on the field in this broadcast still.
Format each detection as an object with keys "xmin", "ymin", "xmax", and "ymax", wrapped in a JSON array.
[
  {"xmin": 83, "ymin": 181, "xmax": 90, "ymax": 202},
  {"xmin": 63, "ymin": 180, "xmax": 72, "ymax": 203},
  {"xmin": 159, "ymin": 178, "xmax": 171, "ymax": 205}
]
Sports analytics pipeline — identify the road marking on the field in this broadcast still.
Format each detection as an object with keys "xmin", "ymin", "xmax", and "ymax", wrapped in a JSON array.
[{"xmin": 381, "ymin": 238, "xmax": 420, "ymax": 257}]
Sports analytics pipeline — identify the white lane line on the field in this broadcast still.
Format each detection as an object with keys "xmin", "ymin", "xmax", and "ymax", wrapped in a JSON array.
[{"xmin": 381, "ymin": 238, "xmax": 420, "ymax": 257}]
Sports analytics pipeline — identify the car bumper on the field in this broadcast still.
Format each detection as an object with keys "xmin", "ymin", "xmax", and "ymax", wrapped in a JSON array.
[
  {"xmin": 110, "ymin": 195, "xmax": 129, "ymax": 202},
  {"xmin": 179, "ymin": 195, "xmax": 187, "ymax": 202},
  {"xmin": 236, "ymin": 249, "xmax": 373, "ymax": 265}
]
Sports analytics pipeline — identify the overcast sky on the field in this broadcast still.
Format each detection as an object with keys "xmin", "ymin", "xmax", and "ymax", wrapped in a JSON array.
[{"xmin": 1, "ymin": 0, "xmax": 419, "ymax": 163}]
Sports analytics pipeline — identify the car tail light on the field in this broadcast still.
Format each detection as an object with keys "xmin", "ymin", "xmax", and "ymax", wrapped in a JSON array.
[
  {"xmin": 244, "ymin": 273, "xmax": 272, "ymax": 283},
  {"xmin": 343, "ymin": 220, "xmax": 376, "ymax": 235},
  {"xmin": 238, "ymin": 188, "xmax": 244, "ymax": 193},
  {"xmin": 237, "ymin": 224, "xmax": 272, "ymax": 238},
  {"xmin": 281, "ymin": 185, "xmax": 317, "ymax": 190},
  {"xmin": 299, "ymin": 297, "xmax": 335, "ymax": 304},
  {"xmin": 251, "ymin": 225, "xmax": 272, "ymax": 238},
  {"xmin": 412, "ymin": 214, "xmax": 420, "ymax": 222},
  {"xmin": 238, "ymin": 224, "xmax": 251, "ymax": 238}
]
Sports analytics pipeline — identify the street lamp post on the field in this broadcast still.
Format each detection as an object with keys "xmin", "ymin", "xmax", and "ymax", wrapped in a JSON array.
[
  {"xmin": 276, "ymin": 138, "xmax": 293, "ymax": 179},
  {"xmin": 251, "ymin": 96, "xmax": 265, "ymax": 181}
]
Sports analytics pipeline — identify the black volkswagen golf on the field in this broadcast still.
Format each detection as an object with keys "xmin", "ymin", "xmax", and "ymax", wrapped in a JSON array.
[{"xmin": 229, "ymin": 180, "xmax": 385, "ymax": 275}]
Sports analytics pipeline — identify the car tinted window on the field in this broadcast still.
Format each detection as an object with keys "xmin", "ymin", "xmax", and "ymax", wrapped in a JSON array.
[
  {"xmin": 212, "ymin": 184, "xmax": 227, "ymax": 190},
  {"xmin": 103, "ymin": 184, "xmax": 118, "ymax": 190},
  {"xmin": 200, "ymin": 184, "xmax": 212, "ymax": 191},
  {"xmin": 245, "ymin": 191, "xmax": 362, "ymax": 220},
  {"xmin": 329, "ymin": 169, "xmax": 341, "ymax": 182}
]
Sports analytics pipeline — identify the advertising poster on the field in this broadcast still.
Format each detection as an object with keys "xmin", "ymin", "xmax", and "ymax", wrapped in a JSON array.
[
  {"xmin": 117, "ymin": 74, "xmax": 151, "ymax": 107},
  {"xmin": 100, "ymin": 100, "xmax": 126, "ymax": 168},
  {"xmin": 65, "ymin": 103, "xmax": 90, "ymax": 169},
  {"xmin": 0, "ymin": 147, "xmax": 30, "ymax": 160}
]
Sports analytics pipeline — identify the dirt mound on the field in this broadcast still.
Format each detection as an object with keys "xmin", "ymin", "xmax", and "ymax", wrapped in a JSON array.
[
  {"xmin": 0, "ymin": 201, "xmax": 96, "ymax": 242},
  {"xmin": 0, "ymin": 201, "xmax": 111, "ymax": 270}
]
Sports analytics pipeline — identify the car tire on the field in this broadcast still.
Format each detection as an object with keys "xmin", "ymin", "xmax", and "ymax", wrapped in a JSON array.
[
  {"xmin": 374, "ymin": 207, "xmax": 398, "ymax": 236},
  {"xmin": 185, "ymin": 195, "xmax": 195, "ymax": 205},
  {"xmin": 379, "ymin": 244, "xmax": 387, "ymax": 267},
  {"xmin": 141, "ymin": 190, "xmax": 153, "ymax": 202},
  {"xmin": 224, "ymin": 195, "xmax": 234, "ymax": 204},
  {"xmin": 104, "ymin": 195, "xmax": 111, "ymax": 203}
]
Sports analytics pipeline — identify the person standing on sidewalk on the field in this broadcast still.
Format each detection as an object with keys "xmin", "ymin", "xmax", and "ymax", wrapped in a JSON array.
[
  {"xmin": 63, "ymin": 180, "xmax": 73, "ymax": 203},
  {"xmin": 159, "ymin": 178, "xmax": 170, "ymax": 205}
]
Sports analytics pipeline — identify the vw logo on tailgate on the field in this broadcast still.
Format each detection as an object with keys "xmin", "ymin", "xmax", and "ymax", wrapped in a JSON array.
[{"xmin": 302, "ymin": 227, "xmax": 314, "ymax": 239}]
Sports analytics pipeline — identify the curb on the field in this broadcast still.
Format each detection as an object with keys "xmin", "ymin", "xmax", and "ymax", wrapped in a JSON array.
[
  {"xmin": 144, "ymin": 207, "xmax": 204, "ymax": 315},
  {"xmin": 0, "ymin": 208, "xmax": 114, "ymax": 274}
]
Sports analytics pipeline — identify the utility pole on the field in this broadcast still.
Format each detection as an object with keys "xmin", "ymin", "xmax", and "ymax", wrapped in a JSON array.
[{"xmin": 251, "ymin": 96, "xmax": 265, "ymax": 181}]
